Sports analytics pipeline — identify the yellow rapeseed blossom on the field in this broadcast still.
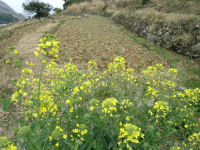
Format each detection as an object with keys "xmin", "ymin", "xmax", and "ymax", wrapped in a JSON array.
[
  {"xmin": 102, "ymin": 98, "xmax": 118, "ymax": 116},
  {"xmin": 14, "ymin": 50, "xmax": 18, "ymax": 55},
  {"xmin": 34, "ymin": 51, "xmax": 39, "ymax": 57},
  {"xmin": 6, "ymin": 59, "xmax": 10, "ymax": 64},
  {"xmin": 153, "ymin": 101, "xmax": 170, "ymax": 118},
  {"xmin": 119, "ymin": 123, "xmax": 144, "ymax": 144},
  {"xmin": 72, "ymin": 124, "xmax": 88, "ymax": 141}
]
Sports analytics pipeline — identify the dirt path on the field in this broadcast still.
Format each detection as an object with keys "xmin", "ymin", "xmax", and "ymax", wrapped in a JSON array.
[
  {"xmin": 55, "ymin": 15, "xmax": 167, "ymax": 71},
  {"xmin": 0, "ymin": 19, "xmax": 58, "ymax": 88}
]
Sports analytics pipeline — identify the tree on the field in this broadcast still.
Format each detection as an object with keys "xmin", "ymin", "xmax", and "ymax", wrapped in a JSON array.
[
  {"xmin": 141, "ymin": 0, "xmax": 150, "ymax": 5},
  {"xmin": 63, "ymin": 0, "xmax": 72, "ymax": 10},
  {"xmin": 63, "ymin": 0, "xmax": 85, "ymax": 10},
  {"xmin": 53, "ymin": 8, "xmax": 63, "ymax": 15},
  {"xmin": 23, "ymin": 0, "xmax": 52, "ymax": 18}
]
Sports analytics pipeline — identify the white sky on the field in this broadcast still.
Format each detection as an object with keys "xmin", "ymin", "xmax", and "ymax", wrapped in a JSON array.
[{"xmin": 1, "ymin": 0, "xmax": 64, "ymax": 14}]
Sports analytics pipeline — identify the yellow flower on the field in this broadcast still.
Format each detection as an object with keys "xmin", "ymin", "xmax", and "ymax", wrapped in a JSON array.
[
  {"xmin": 72, "ymin": 129, "xmax": 79, "ymax": 133},
  {"xmin": 46, "ymin": 41, "xmax": 51, "ymax": 47},
  {"xmin": 119, "ymin": 123, "xmax": 143, "ymax": 144},
  {"xmin": 70, "ymin": 107, "xmax": 74, "ymax": 113},
  {"xmin": 102, "ymin": 98, "xmax": 118, "ymax": 115},
  {"xmin": 6, "ymin": 59, "xmax": 10, "ymax": 64},
  {"xmin": 34, "ymin": 51, "xmax": 39, "ymax": 57},
  {"xmin": 33, "ymin": 113, "xmax": 38, "ymax": 118},
  {"xmin": 55, "ymin": 142, "xmax": 59, "ymax": 147},
  {"xmin": 25, "ymin": 61, "xmax": 29, "ymax": 65},
  {"xmin": 42, "ymin": 60, "xmax": 47, "ymax": 64},
  {"xmin": 148, "ymin": 110, "xmax": 153, "ymax": 116},
  {"xmin": 90, "ymin": 106, "xmax": 94, "ymax": 111},
  {"xmin": 14, "ymin": 50, "xmax": 18, "ymax": 55},
  {"xmin": 81, "ymin": 129, "xmax": 88, "ymax": 135},
  {"xmin": 184, "ymin": 124, "xmax": 188, "ymax": 128},
  {"xmin": 7, "ymin": 144, "xmax": 17, "ymax": 150},
  {"xmin": 63, "ymin": 134, "xmax": 67, "ymax": 139},
  {"xmin": 126, "ymin": 116, "xmax": 130, "ymax": 121}
]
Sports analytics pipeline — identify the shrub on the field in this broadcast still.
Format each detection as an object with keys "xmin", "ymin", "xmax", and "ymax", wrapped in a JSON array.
[
  {"xmin": 1, "ymin": 34, "xmax": 200, "ymax": 149},
  {"xmin": 53, "ymin": 8, "xmax": 63, "ymax": 15},
  {"xmin": 141, "ymin": 0, "xmax": 150, "ymax": 5},
  {"xmin": 4, "ymin": 47, "xmax": 22, "ymax": 68}
]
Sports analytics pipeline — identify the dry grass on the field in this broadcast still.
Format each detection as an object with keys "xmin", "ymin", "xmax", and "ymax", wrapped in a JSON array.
[
  {"xmin": 131, "ymin": 8, "xmax": 200, "ymax": 24},
  {"xmin": 65, "ymin": 0, "xmax": 200, "ymax": 24},
  {"xmin": 66, "ymin": 0, "xmax": 105, "ymax": 14}
]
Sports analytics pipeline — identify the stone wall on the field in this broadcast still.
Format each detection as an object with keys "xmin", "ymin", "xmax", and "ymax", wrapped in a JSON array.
[{"xmin": 105, "ymin": 13, "xmax": 200, "ymax": 59}]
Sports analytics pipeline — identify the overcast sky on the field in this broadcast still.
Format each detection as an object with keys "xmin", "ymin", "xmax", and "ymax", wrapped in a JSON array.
[{"xmin": 1, "ymin": 0, "xmax": 64, "ymax": 14}]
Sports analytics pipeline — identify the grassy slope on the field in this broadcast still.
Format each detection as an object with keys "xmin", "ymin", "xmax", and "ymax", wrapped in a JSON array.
[{"xmin": 0, "ymin": 15, "xmax": 199, "ymax": 137}]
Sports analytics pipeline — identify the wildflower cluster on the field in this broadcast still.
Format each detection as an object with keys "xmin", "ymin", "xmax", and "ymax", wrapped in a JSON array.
[
  {"xmin": 0, "ymin": 137, "xmax": 17, "ymax": 150},
  {"xmin": 187, "ymin": 132, "xmax": 200, "ymax": 148},
  {"xmin": 118, "ymin": 123, "xmax": 144, "ymax": 148},
  {"xmin": 71, "ymin": 124, "xmax": 88, "ymax": 142},
  {"xmin": 36, "ymin": 34, "xmax": 59, "ymax": 59},
  {"xmin": 102, "ymin": 98, "xmax": 118, "ymax": 116},
  {"xmin": 5, "ymin": 46, "xmax": 22, "ymax": 68},
  {"xmin": 49, "ymin": 126, "xmax": 67, "ymax": 147},
  {"xmin": 153, "ymin": 101, "xmax": 170, "ymax": 122},
  {"xmin": 143, "ymin": 64, "xmax": 177, "ymax": 100},
  {"xmin": 1, "ymin": 34, "xmax": 199, "ymax": 150}
]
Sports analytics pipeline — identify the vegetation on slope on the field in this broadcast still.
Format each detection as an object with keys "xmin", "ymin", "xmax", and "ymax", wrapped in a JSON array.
[
  {"xmin": 0, "ymin": 13, "xmax": 18, "ymax": 24},
  {"xmin": 0, "ymin": 15, "xmax": 199, "ymax": 150},
  {"xmin": 0, "ymin": 1, "xmax": 24, "ymax": 21},
  {"xmin": 65, "ymin": 0, "xmax": 200, "ymax": 24},
  {"xmin": 0, "ymin": 34, "xmax": 200, "ymax": 150}
]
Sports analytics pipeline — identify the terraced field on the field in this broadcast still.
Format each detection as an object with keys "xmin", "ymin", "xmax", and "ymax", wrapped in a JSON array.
[{"xmin": 0, "ymin": 15, "xmax": 199, "ymax": 138}]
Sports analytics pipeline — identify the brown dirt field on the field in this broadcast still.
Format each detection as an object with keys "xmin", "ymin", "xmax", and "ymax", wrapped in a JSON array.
[{"xmin": 55, "ymin": 15, "xmax": 167, "ymax": 72}]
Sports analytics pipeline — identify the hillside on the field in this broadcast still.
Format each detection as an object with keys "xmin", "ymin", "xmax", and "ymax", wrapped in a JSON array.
[
  {"xmin": 0, "ymin": 2, "xmax": 200, "ymax": 149},
  {"xmin": 0, "ymin": 1, "xmax": 24, "ymax": 23},
  {"xmin": 65, "ymin": 0, "xmax": 200, "ymax": 59}
]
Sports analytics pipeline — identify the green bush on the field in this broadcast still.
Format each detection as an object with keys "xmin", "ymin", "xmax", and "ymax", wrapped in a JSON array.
[
  {"xmin": 53, "ymin": 8, "xmax": 63, "ymax": 15},
  {"xmin": 141, "ymin": 0, "xmax": 150, "ymax": 5},
  {"xmin": 1, "ymin": 34, "xmax": 200, "ymax": 150}
]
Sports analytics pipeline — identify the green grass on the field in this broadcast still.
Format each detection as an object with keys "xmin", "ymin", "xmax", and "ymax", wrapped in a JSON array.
[
  {"xmin": 114, "ymin": 22, "xmax": 171, "ymax": 60},
  {"xmin": 183, "ymin": 68, "xmax": 200, "ymax": 89}
]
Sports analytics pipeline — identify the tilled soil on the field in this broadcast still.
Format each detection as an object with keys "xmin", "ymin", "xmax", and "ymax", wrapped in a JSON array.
[{"xmin": 55, "ymin": 15, "xmax": 167, "ymax": 72}]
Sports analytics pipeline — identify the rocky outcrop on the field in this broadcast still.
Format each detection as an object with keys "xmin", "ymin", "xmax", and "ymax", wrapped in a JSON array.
[{"xmin": 104, "ymin": 12, "xmax": 200, "ymax": 59}]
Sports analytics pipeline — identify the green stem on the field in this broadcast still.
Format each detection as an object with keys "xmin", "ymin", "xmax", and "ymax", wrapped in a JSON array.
[{"xmin": 38, "ymin": 63, "xmax": 45, "ymax": 102}]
